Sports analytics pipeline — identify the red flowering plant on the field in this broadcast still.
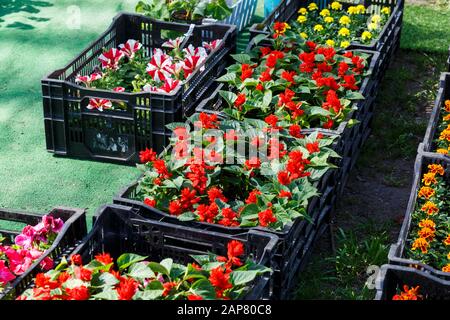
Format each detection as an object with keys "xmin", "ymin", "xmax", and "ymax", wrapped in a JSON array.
[
  {"xmin": 134, "ymin": 113, "xmax": 338, "ymax": 230},
  {"xmin": 406, "ymin": 163, "xmax": 450, "ymax": 273},
  {"xmin": 0, "ymin": 215, "xmax": 64, "ymax": 293},
  {"xmin": 74, "ymin": 38, "xmax": 222, "ymax": 111},
  {"xmin": 18, "ymin": 240, "xmax": 270, "ymax": 300},
  {"xmin": 217, "ymin": 39, "xmax": 369, "ymax": 130}
]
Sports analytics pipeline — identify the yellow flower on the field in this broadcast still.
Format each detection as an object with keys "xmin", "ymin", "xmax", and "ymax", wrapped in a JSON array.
[
  {"xmin": 418, "ymin": 227, "xmax": 435, "ymax": 241},
  {"xmin": 300, "ymin": 32, "xmax": 308, "ymax": 39},
  {"xmin": 381, "ymin": 6, "xmax": 391, "ymax": 15},
  {"xmin": 445, "ymin": 100, "xmax": 450, "ymax": 112},
  {"xmin": 372, "ymin": 14, "xmax": 382, "ymax": 24},
  {"xmin": 297, "ymin": 15, "xmax": 307, "ymax": 23},
  {"xmin": 368, "ymin": 23, "xmax": 379, "ymax": 31},
  {"xmin": 331, "ymin": 1, "xmax": 342, "ymax": 10},
  {"xmin": 324, "ymin": 16, "xmax": 334, "ymax": 24},
  {"xmin": 361, "ymin": 31, "xmax": 372, "ymax": 41},
  {"xmin": 440, "ymin": 128, "xmax": 450, "ymax": 142},
  {"xmin": 421, "ymin": 201, "xmax": 439, "ymax": 215},
  {"xmin": 298, "ymin": 7, "xmax": 308, "ymax": 15},
  {"xmin": 443, "ymin": 264, "xmax": 450, "ymax": 273},
  {"xmin": 320, "ymin": 9, "xmax": 330, "ymax": 17},
  {"xmin": 437, "ymin": 148, "xmax": 449, "ymax": 155},
  {"xmin": 419, "ymin": 219, "xmax": 436, "ymax": 230},
  {"xmin": 422, "ymin": 172, "xmax": 437, "ymax": 186},
  {"xmin": 411, "ymin": 237, "xmax": 429, "ymax": 254},
  {"xmin": 339, "ymin": 15, "xmax": 351, "ymax": 26},
  {"xmin": 314, "ymin": 24, "xmax": 324, "ymax": 32},
  {"xmin": 428, "ymin": 164, "xmax": 444, "ymax": 175},
  {"xmin": 444, "ymin": 235, "xmax": 450, "ymax": 246},
  {"xmin": 308, "ymin": 3, "xmax": 318, "ymax": 11},
  {"xmin": 338, "ymin": 27, "xmax": 350, "ymax": 37},
  {"xmin": 356, "ymin": 4, "xmax": 366, "ymax": 14},
  {"xmin": 326, "ymin": 39, "xmax": 335, "ymax": 47},
  {"xmin": 347, "ymin": 6, "xmax": 357, "ymax": 15},
  {"xmin": 340, "ymin": 40, "xmax": 350, "ymax": 48},
  {"xmin": 418, "ymin": 186, "xmax": 435, "ymax": 199},
  {"xmin": 443, "ymin": 114, "xmax": 450, "ymax": 121}
]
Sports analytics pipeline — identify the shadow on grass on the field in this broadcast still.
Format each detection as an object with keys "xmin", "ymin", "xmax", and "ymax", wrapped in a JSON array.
[{"xmin": 0, "ymin": 0, "xmax": 53, "ymax": 29}]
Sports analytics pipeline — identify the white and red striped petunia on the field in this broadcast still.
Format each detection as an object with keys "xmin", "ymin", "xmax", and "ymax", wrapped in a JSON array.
[
  {"xmin": 162, "ymin": 36, "xmax": 185, "ymax": 50},
  {"xmin": 165, "ymin": 62, "xmax": 184, "ymax": 79},
  {"xmin": 182, "ymin": 45, "xmax": 207, "ymax": 58},
  {"xmin": 146, "ymin": 52, "xmax": 173, "ymax": 83},
  {"xmin": 119, "ymin": 39, "xmax": 143, "ymax": 59},
  {"xmin": 75, "ymin": 73, "xmax": 102, "ymax": 86},
  {"xmin": 113, "ymin": 87, "xmax": 126, "ymax": 93},
  {"xmin": 203, "ymin": 39, "xmax": 222, "ymax": 51},
  {"xmin": 98, "ymin": 48, "xmax": 124, "ymax": 70},
  {"xmin": 158, "ymin": 78, "xmax": 181, "ymax": 93},
  {"xmin": 142, "ymin": 84, "xmax": 159, "ymax": 93},
  {"xmin": 87, "ymin": 98, "xmax": 112, "ymax": 112},
  {"xmin": 183, "ymin": 55, "xmax": 206, "ymax": 79}
]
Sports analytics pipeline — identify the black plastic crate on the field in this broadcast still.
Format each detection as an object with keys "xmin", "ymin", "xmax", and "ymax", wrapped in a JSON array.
[
  {"xmin": 0, "ymin": 207, "xmax": 87, "ymax": 300},
  {"xmin": 423, "ymin": 73, "xmax": 450, "ymax": 157},
  {"xmin": 43, "ymin": 13, "xmax": 237, "ymax": 165},
  {"xmin": 195, "ymin": 50, "xmax": 381, "ymax": 197},
  {"xmin": 248, "ymin": 0, "xmax": 403, "ymax": 81},
  {"xmin": 71, "ymin": 204, "xmax": 278, "ymax": 300},
  {"xmin": 114, "ymin": 156, "xmax": 336, "ymax": 300},
  {"xmin": 375, "ymin": 264, "xmax": 450, "ymax": 300},
  {"xmin": 388, "ymin": 148, "xmax": 450, "ymax": 280}
]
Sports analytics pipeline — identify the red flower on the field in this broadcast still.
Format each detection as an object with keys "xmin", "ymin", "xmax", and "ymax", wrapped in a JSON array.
[
  {"xmin": 186, "ymin": 163, "xmax": 209, "ymax": 194},
  {"xmin": 197, "ymin": 112, "xmax": 219, "ymax": 129},
  {"xmin": 153, "ymin": 159, "xmax": 172, "ymax": 179},
  {"xmin": 316, "ymin": 77, "xmax": 340, "ymax": 91},
  {"xmin": 58, "ymin": 272, "xmax": 70, "ymax": 285},
  {"xmin": 299, "ymin": 52, "xmax": 316, "ymax": 73},
  {"xmin": 244, "ymin": 157, "xmax": 261, "ymax": 171},
  {"xmin": 322, "ymin": 90, "xmax": 342, "ymax": 113},
  {"xmin": 207, "ymin": 187, "xmax": 228, "ymax": 203},
  {"xmin": 305, "ymin": 41, "xmax": 317, "ymax": 51},
  {"xmin": 219, "ymin": 207, "xmax": 239, "ymax": 227},
  {"xmin": 66, "ymin": 286, "xmax": 90, "ymax": 300},
  {"xmin": 260, "ymin": 47, "xmax": 272, "ymax": 57},
  {"xmin": 70, "ymin": 254, "xmax": 82, "ymax": 266},
  {"xmin": 306, "ymin": 141, "xmax": 320, "ymax": 154},
  {"xmin": 169, "ymin": 200, "xmax": 184, "ymax": 216},
  {"xmin": 286, "ymin": 150, "xmax": 311, "ymax": 180},
  {"xmin": 268, "ymin": 138, "xmax": 287, "ymax": 160},
  {"xmin": 95, "ymin": 253, "xmax": 113, "ymax": 266},
  {"xmin": 338, "ymin": 62, "xmax": 349, "ymax": 77},
  {"xmin": 323, "ymin": 118, "xmax": 334, "ymax": 129},
  {"xmin": 341, "ymin": 74, "xmax": 359, "ymax": 90},
  {"xmin": 265, "ymin": 115, "xmax": 281, "ymax": 129},
  {"xmin": 116, "ymin": 278, "xmax": 138, "ymax": 300},
  {"xmin": 289, "ymin": 124, "xmax": 304, "ymax": 138},
  {"xmin": 181, "ymin": 188, "xmax": 201, "ymax": 210},
  {"xmin": 343, "ymin": 51, "xmax": 353, "ymax": 58},
  {"xmin": 227, "ymin": 240, "xmax": 244, "ymax": 259},
  {"xmin": 351, "ymin": 55, "xmax": 365, "ymax": 73},
  {"xmin": 258, "ymin": 209, "xmax": 277, "ymax": 227},
  {"xmin": 35, "ymin": 273, "xmax": 59, "ymax": 289},
  {"xmin": 256, "ymin": 83, "xmax": 264, "ymax": 91},
  {"xmin": 234, "ymin": 93, "xmax": 246, "ymax": 110},
  {"xmin": 245, "ymin": 189, "xmax": 261, "ymax": 204},
  {"xmin": 281, "ymin": 70, "xmax": 296, "ymax": 83},
  {"xmin": 316, "ymin": 47, "xmax": 336, "ymax": 61},
  {"xmin": 317, "ymin": 62, "xmax": 332, "ymax": 73},
  {"xmin": 259, "ymin": 69, "xmax": 272, "ymax": 82},
  {"xmin": 75, "ymin": 266, "xmax": 92, "ymax": 282},
  {"xmin": 279, "ymin": 190, "xmax": 292, "ymax": 198},
  {"xmin": 144, "ymin": 198, "xmax": 156, "ymax": 207},
  {"xmin": 188, "ymin": 294, "xmax": 203, "ymax": 300},
  {"xmin": 285, "ymin": 101, "xmax": 304, "ymax": 119},
  {"xmin": 266, "ymin": 53, "xmax": 279, "ymax": 68},
  {"xmin": 197, "ymin": 203, "xmax": 219, "ymax": 223},
  {"xmin": 162, "ymin": 281, "xmax": 178, "ymax": 297},
  {"xmin": 277, "ymin": 171, "xmax": 291, "ymax": 185},
  {"xmin": 278, "ymin": 88, "xmax": 295, "ymax": 106},
  {"xmin": 209, "ymin": 267, "xmax": 233, "ymax": 291},
  {"xmin": 240, "ymin": 64, "xmax": 253, "ymax": 81},
  {"xmin": 139, "ymin": 148, "xmax": 157, "ymax": 164}
]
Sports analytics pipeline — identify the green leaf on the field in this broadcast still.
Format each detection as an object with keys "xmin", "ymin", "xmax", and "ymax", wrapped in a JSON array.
[
  {"xmin": 128, "ymin": 262, "xmax": 155, "ymax": 280},
  {"xmin": 117, "ymin": 253, "xmax": 147, "ymax": 271},
  {"xmin": 309, "ymin": 107, "xmax": 331, "ymax": 117},
  {"xmin": 135, "ymin": 289, "xmax": 163, "ymax": 300},
  {"xmin": 160, "ymin": 258, "xmax": 173, "ymax": 274},
  {"xmin": 230, "ymin": 270, "xmax": 259, "ymax": 286},
  {"xmin": 200, "ymin": 262, "xmax": 223, "ymax": 271},
  {"xmin": 262, "ymin": 90, "xmax": 273, "ymax": 109},
  {"xmin": 347, "ymin": 119, "xmax": 360, "ymax": 128},
  {"xmin": 240, "ymin": 204, "xmax": 260, "ymax": 218},
  {"xmin": 178, "ymin": 211, "xmax": 197, "ymax": 221},
  {"xmin": 252, "ymin": 33, "xmax": 269, "ymax": 46},
  {"xmin": 148, "ymin": 262, "xmax": 169, "ymax": 276},
  {"xmin": 92, "ymin": 288, "xmax": 119, "ymax": 300},
  {"xmin": 99, "ymin": 272, "xmax": 120, "ymax": 287},
  {"xmin": 217, "ymin": 73, "xmax": 236, "ymax": 83},
  {"xmin": 346, "ymin": 91, "xmax": 365, "ymax": 100},
  {"xmin": 219, "ymin": 90, "xmax": 238, "ymax": 107},
  {"xmin": 190, "ymin": 279, "xmax": 216, "ymax": 299},
  {"xmin": 231, "ymin": 53, "xmax": 252, "ymax": 64}
]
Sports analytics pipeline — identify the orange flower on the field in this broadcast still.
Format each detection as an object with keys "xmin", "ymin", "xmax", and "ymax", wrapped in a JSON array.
[
  {"xmin": 418, "ymin": 219, "xmax": 436, "ymax": 230},
  {"xmin": 437, "ymin": 149, "xmax": 449, "ymax": 155},
  {"xmin": 444, "ymin": 235, "xmax": 450, "ymax": 246},
  {"xmin": 418, "ymin": 186, "xmax": 435, "ymax": 199},
  {"xmin": 428, "ymin": 164, "xmax": 444, "ymax": 176},
  {"xmin": 445, "ymin": 99, "xmax": 450, "ymax": 112},
  {"xmin": 421, "ymin": 172, "xmax": 437, "ymax": 186},
  {"xmin": 440, "ymin": 128, "xmax": 450, "ymax": 142},
  {"xmin": 418, "ymin": 227, "xmax": 435, "ymax": 241},
  {"xmin": 392, "ymin": 285, "xmax": 421, "ymax": 300},
  {"xmin": 443, "ymin": 114, "xmax": 450, "ymax": 121},
  {"xmin": 411, "ymin": 237, "xmax": 429, "ymax": 254},
  {"xmin": 442, "ymin": 264, "xmax": 450, "ymax": 273},
  {"xmin": 420, "ymin": 201, "xmax": 439, "ymax": 215}
]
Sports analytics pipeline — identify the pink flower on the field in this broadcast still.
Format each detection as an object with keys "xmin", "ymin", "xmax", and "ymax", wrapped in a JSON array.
[
  {"xmin": 113, "ymin": 87, "xmax": 126, "ymax": 92},
  {"xmin": 6, "ymin": 248, "xmax": 34, "ymax": 275},
  {"xmin": 203, "ymin": 39, "xmax": 222, "ymax": 51},
  {"xmin": 75, "ymin": 73, "xmax": 102, "ymax": 86},
  {"xmin": 162, "ymin": 37, "xmax": 185, "ymax": 50},
  {"xmin": 14, "ymin": 225, "xmax": 35, "ymax": 248},
  {"xmin": 158, "ymin": 78, "xmax": 180, "ymax": 93},
  {"xmin": 87, "ymin": 98, "xmax": 112, "ymax": 112},
  {"xmin": 0, "ymin": 260, "xmax": 15, "ymax": 285},
  {"xmin": 98, "ymin": 48, "xmax": 124, "ymax": 70},
  {"xmin": 40, "ymin": 257, "xmax": 54, "ymax": 271},
  {"xmin": 42, "ymin": 215, "xmax": 64, "ymax": 233},
  {"xmin": 119, "ymin": 39, "xmax": 142, "ymax": 59},
  {"xmin": 146, "ymin": 52, "xmax": 173, "ymax": 83}
]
